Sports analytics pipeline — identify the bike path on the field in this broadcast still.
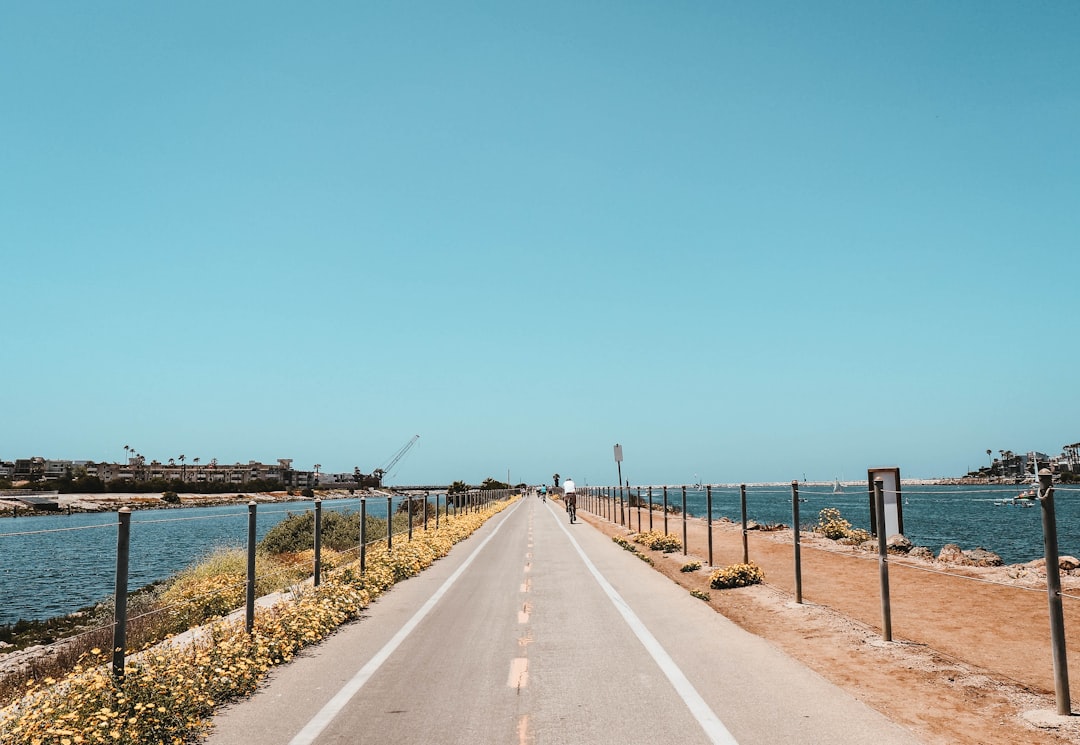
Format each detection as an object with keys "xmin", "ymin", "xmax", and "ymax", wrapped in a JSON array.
[{"xmin": 204, "ymin": 497, "xmax": 922, "ymax": 745}]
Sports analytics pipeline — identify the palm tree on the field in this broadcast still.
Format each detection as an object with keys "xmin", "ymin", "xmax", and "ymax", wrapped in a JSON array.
[
  {"xmin": 179, "ymin": 454, "xmax": 186, "ymax": 483},
  {"xmin": 986, "ymin": 449, "xmax": 993, "ymax": 483}
]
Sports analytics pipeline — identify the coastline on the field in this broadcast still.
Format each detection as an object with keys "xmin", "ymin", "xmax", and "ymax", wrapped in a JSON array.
[{"xmin": 0, "ymin": 489, "xmax": 380, "ymax": 518}]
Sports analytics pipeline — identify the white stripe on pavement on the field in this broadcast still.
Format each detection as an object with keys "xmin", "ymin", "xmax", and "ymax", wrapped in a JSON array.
[
  {"xmin": 551, "ymin": 506, "xmax": 740, "ymax": 745},
  {"xmin": 287, "ymin": 499, "xmax": 523, "ymax": 745}
]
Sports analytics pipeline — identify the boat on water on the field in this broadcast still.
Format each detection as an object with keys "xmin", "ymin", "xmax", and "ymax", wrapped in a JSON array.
[
  {"xmin": 993, "ymin": 488, "xmax": 1037, "ymax": 507},
  {"xmin": 833, "ymin": 479, "xmax": 844, "ymax": 494}
]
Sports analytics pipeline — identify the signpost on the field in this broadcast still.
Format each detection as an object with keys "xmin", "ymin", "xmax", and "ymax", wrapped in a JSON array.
[{"xmin": 614, "ymin": 443, "xmax": 623, "ymax": 488}]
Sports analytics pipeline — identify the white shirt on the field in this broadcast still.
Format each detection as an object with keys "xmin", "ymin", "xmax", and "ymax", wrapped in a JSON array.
[{"xmin": 563, "ymin": 479, "xmax": 576, "ymax": 494}]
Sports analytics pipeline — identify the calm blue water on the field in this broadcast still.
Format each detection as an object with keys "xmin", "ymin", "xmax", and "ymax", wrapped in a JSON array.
[
  {"xmin": 0, "ymin": 497, "xmax": 412, "ymax": 626},
  {"xmin": 613, "ymin": 483, "xmax": 1080, "ymax": 568}
]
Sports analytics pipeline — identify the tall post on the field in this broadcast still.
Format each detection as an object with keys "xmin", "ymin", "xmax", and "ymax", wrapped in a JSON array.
[
  {"xmin": 636, "ymin": 487, "xmax": 642, "ymax": 532},
  {"xmin": 435, "ymin": 493, "xmax": 440, "ymax": 529},
  {"xmin": 706, "ymin": 485, "xmax": 714, "ymax": 567},
  {"xmin": 246, "ymin": 501, "xmax": 257, "ymax": 633},
  {"xmin": 408, "ymin": 495, "xmax": 414, "ymax": 541},
  {"xmin": 313, "ymin": 499, "xmax": 323, "ymax": 587},
  {"xmin": 792, "ymin": 481, "xmax": 803, "ymax": 605},
  {"xmin": 874, "ymin": 480, "xmax": 892, "ymax": 641},
  {"xmin": 112, "ymin": 508, "xmax": 132, "ymax": 680},
  {"xmin": 424, "ymin": 492, "xmax": 430, "ymax": 531},
  {"xmin": 648, "ymin": 486, "xmax": 653, "ymax": 531},
  {"xmin": 1037, "ymin": 468, "xmax": 1071, "ymax": 714},
  {"xmin": 681, "ymin": 485, "xmax": 688, "ymax": 556},
  {"xmin": 387, "ymin": 496, "xmax": 393, "ymax": 552},
  {"xmin": 740, "ymin": 484, "xmax": 748, "ymax": 564},
  {"xmin": 614, "ymin": 443, "xmax": 624, "ymax": 493},
  {"xmin": 360, "ymin": 497, "xmax": 367, "ymax": 575},
  {"xmin": 663, "ymin": 486, "xmax": 669, "ymax": 535}
]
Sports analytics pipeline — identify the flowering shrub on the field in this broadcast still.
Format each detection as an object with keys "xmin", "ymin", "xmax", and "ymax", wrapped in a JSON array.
[
  {"xmin": 0, "ymin": 499, "xmax": 515, "ymax": 745},
  {"xmin": 633, "ymin": 531, "xmax": 682, "ymax": 553},
  {"xmin": 680, "ymin": 561, "xmax": 702, "ymax": 573},
  {"xmin": 709, "ymin": 562, "xmax": 764, "ymax": 589},
  {"xmin": 690, "ymin": 589, "xmax": 711, "ymax": 601},
  {"xmin": 612, "ymin": 535, "xmax": 636, "ymax": 552},
  {"xmin": 815, "ymin": 507, "xmax": 870, "ymax": 543}
]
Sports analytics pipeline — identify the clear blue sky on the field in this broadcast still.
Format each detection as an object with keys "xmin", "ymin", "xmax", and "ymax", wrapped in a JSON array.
[{"xmin": 3, "ymin": 2, "xmax": 1078, "ymax": 486}]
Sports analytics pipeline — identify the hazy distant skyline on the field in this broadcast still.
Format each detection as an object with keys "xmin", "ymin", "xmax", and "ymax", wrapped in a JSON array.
[{"xmin": 4, "ymin": 3, "xmax": 1078, "ymax": 486}]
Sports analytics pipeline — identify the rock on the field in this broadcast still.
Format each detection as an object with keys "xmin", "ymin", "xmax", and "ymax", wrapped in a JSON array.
[
  {"xmin": 1023, "ymin": 556, "xmax": 1079, "ymax": 573},
  {"xmin": 886, "ymin": 534, "xmax": 913, "ymax": 553},
  {"xmin": 966, "ymin": 548, "xmax": 1003, "ymax": 567},
  {"xmin": 909, "ymin": 546, "xmax": 935, "ymax": 561},
  {"xmin": 745, "ymin": 520, "xmax": 760, "ymax": 531},
  {"xmin": 937, "ymin": 544, "xmax": 967, "ymax": 564}
]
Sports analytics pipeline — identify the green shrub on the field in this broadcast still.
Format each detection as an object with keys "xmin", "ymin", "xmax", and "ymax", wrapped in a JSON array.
[
  {"xmin": 259, "ymin": 510, "xmax": 391, "ymax": 554},
  {"xmin": 690, "ymin": 589, "xmax": 711, "ymax": 601},
  {"xmin": 680, "ymin": 561, "xmax": 702, "ymax": 573}
]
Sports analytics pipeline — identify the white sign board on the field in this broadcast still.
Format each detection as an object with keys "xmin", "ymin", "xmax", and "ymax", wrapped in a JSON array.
[
  {"xmin": 614, "ymin": 444, "xmax": 623, "ymax": 463},
  {"xmin": 867, "ymin": 467, "xmax": 904, "ymax": 537}
]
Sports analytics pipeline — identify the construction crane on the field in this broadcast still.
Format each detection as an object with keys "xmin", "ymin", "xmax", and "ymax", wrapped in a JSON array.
[{"xmin": 354, "ymin": 435, "xmax": 419, "ymax": 488}]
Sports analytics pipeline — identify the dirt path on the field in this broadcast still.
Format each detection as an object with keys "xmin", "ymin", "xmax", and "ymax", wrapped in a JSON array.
[{"xmin": 578, "ymin": 504, "xmax": 1080, "ymax": 745}]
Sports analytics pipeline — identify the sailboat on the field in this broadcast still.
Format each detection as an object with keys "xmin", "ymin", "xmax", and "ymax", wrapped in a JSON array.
[{"xmin": 833, "ymin": 478, "xmax": 844, "ymax": 494}]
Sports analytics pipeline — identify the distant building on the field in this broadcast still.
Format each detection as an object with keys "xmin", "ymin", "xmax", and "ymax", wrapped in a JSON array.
[{"xmin": 5, "ymin": 456, "xmax": 315, "ymax": 488}]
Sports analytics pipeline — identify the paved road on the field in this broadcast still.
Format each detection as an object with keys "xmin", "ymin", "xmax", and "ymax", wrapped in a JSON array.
[{"xmin": 205, "ymin": 497, "xmax": 922, "ymax": 744}]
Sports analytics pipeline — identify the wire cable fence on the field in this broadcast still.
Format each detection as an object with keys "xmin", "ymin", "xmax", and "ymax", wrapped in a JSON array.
[
  {"xmin": 0, "ymin": 487, "xmax": 516, "ymax": 703},
  {"xmin": 577, "ymin": 476, "xmax": 1079, "ymax": 712}
]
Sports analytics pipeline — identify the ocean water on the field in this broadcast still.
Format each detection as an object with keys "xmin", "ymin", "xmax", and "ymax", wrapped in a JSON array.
[
  {"xmin": 0, "ymin": 497, "xmax": 406, "ymax": 626},
  {"xmin": 605, "ymin": 483, "xmax": 1080, "ymax": 568}
]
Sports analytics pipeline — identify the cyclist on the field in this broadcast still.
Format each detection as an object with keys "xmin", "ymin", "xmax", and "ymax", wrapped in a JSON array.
[
  {"xmin": 540, "ymin": 484, "xmax": 547, "ymax": 502},
  {"xmin": 564, "ymin": 477, "xmax": 577, "ymax": 523}
]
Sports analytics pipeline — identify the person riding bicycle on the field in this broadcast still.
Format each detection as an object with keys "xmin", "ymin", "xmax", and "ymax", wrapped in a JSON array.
[
  {"xmin": 563, "ymin": 477, "xmax": 577, "ymax": 523},
  {"xmin": 539, "ymin": 484, "xmax": 547, "ymax": 501}
]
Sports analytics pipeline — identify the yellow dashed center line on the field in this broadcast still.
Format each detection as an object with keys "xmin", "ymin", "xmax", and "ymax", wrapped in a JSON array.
[{"xmin": 508, "ymin": 657, "xmax": 529, "ymax": 689}]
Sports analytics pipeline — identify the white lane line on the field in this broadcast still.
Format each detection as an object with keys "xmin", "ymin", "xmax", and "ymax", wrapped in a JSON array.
[
  {"xmin": 550, "ymin": 508, "xmax": 740, "ymax": 745},
  {"xmin": 287, "ymin": 500, "xmax": 523, "ymax": 745}
]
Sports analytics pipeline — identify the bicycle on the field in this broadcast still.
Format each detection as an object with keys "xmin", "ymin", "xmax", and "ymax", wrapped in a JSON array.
[{"xmin": 566, "ymin": 496, "xmax": 576, "ymax": 524}]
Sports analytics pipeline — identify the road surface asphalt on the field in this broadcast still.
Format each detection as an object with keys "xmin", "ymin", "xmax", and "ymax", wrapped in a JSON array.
[{"xmin": 204, "ymin": 496, "xmax": 922, "ymax": 745}]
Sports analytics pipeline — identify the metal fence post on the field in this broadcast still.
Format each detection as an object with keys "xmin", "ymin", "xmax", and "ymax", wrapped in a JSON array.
[
  {"xmin": 387, "ymin": 496, "xmax": 393, "ymax": 552},
  {"xmin": 424, "ymin": 491, "xmax": 430, "ymax": 531},
  {"xmin": 636, "ymin": 487, "xmax": 642, "ymax": 531},
  {"xmin": 648, "ymin": 486, "xmax": 653, "ymax": 531},
  {"xmin": 313, "ymin": 498, "xmax": 322, "ymax": 587},
  {"xmin": 408, "ymin": 495, "xmax": 414, "ymax": 541},
  {"xmin": 792, "ymin": 481, "xmax": 803, "ymax": 605},
  {"xmin": 111, "ymin": 507, "xmax": 131, "ymax": 680},
  {"xmin": 681, "ymin": 485, "xmax": 687, "ymax": 556},
  {"xmin": 360, "ymin": 497, "xmax": 367, "ymax": 576},
  {"xmin": 435, "ymin": 493, "xmax": 440, "ymax": 529},
  {"xmin": 740, "ymin": 484, "xmax": 748, "ymax": 564},
  {"xmin": 246, "ymin": 501, "xmax": 257, "ymax": 633},
  {"xmin": 663, "ymin": 486, "xmax": 669, "ymax": 535},
  {"xmin": 874, "ymin": 479, "xmax": 892, "ymax": 640},
  {"xmin": 1037, "ymin": 468, "xmax": 1071, "ymax": 715},
  {"xmin": 706, "ymin": 485, "xmax": 713, "ymax": 567}
]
